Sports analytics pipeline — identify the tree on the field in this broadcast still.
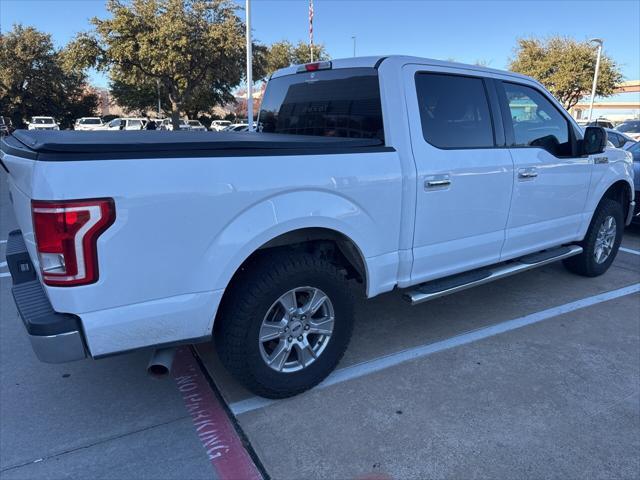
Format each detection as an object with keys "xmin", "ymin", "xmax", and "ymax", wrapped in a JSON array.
[
  {"xmin": 509, "ymin": 36, "xmax": 623, "ymax": 110},
  {"xmin": 109, "ymin": 76, "xmax": 169, "ymax": 116},
  {"xmin": 68, "ymin": 0, "xmax": 259, "ymax": 129},
  {"xmin": 262, "ymin": 40, "xmax": 329, "ymax": 78},
  {"xmin": 110, "ymin": 79, "xmax": 162, "ymax": 116},
  {"xmin": 0, "ymin": 25, "xmax": 98, "ymax": 128}
]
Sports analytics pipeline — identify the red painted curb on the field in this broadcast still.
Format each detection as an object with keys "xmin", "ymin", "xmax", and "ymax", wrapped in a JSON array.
[{"xmin": 172, "ymin": 347, "xmax": 262, "ymax": 480}]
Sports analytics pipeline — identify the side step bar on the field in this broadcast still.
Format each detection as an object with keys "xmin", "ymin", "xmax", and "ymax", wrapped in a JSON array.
[{"xmin": 403, "ymin": 245, "xmax": 583, "ymax": 306}]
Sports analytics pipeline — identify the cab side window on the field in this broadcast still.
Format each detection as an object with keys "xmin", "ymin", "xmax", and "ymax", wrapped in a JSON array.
[
  {"xmin": 415, "ymin": 73, "xmax": 495, "ymax": 149},
  {"xmin": 502, "ymin": 82, "xmax": 572, "ymax": 157}
]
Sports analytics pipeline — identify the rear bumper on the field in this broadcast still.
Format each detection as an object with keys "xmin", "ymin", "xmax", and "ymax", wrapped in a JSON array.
[{"xmin": 5, "ymin": 230, "xmax": 87, "ymax": 363}]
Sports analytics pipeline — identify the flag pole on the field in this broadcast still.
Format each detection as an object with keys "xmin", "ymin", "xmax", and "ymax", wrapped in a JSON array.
[
  {"xmin": 309, "ymin": 0, "xmax": 314, "ymax": 62},
  {"xmin": 246, "ymin": 0, "xmax": 253, "ymax": 131}
]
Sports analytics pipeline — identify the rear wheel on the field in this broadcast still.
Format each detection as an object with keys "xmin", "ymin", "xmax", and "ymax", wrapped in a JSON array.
[
  {"xmin": 563, "ymin": 198, "xmax": 623, "ymax": 277},
  {"xmin": 215, "ymin": 252, "xmax": 355, "ymax": 398}
]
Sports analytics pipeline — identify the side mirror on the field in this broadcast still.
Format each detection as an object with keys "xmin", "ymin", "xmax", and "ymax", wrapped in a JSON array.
[{"xmin": 582, "ymin": 126, "xmax": 607, "ymax": 155}]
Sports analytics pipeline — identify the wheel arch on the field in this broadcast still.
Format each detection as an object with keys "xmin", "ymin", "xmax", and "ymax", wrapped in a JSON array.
[
  {"xmin": 599, "ymin": 179, "xmax": 633, "ymax": 222},
  {"xmin": 580, "ymin": 178, "xmax": 634, "ymax": 239},
  {"xmin": 211, "ymin": 225, "xmax": 370, "ymax": 335},
  {"xmin": 223, "ymin": 226, "xmax": 369, "ymax": 296}
]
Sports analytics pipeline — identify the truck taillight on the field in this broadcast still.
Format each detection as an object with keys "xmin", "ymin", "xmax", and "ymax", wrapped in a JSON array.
[{"xmin": 31, "ymin": 199, "xmax": 115, "ymax": 286}]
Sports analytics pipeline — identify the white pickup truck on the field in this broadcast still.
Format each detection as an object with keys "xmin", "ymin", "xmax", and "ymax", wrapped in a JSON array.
[{"xmin": 2, "ymin": 56, "xmax": 635, "ymax": 398}]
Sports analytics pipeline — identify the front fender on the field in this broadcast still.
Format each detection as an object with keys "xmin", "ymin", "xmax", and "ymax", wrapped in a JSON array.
[{"xmin": 578, "ymin": 149, "xmax": 634, "ymax": 237}]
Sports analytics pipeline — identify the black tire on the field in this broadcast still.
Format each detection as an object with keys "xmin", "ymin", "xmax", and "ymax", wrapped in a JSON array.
[
  {"xmin": 215, "ymin": 251, "xmax": 355, "ymax": 398},
  {"xmin": 563, "ymin": 198, "xmax": 624, "ymax": 277}
]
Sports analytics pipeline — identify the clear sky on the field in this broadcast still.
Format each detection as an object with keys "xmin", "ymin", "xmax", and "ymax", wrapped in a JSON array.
[{"xmin": 1, "ymin": 0, "xmax": 639, "ymax": 89}]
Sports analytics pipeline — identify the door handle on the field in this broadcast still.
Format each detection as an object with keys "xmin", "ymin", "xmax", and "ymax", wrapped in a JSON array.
[
  {"xmin": 518, "ymin": 168, "xmax": 538, "ymax": 180},
  {"xmin": 425, "ymin": 174, "xmax": 451, "ymax": 189}
]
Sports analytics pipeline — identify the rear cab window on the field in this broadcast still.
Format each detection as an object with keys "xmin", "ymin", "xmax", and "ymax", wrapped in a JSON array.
[{"xmin": 259, "ymin": 67, "xmax": 385, "ymax": 142}]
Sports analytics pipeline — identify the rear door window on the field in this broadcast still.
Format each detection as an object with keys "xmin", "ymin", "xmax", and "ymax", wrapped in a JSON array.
[
  {"xmin": 415, "ymin": 73, "xmax": 495, "ymax": 149},
  {"xmin": 259, "ymin": 67, "xmax": 384, "ymax": 141}
]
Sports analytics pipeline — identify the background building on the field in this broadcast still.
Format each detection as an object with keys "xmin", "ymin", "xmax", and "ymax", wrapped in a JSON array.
[{"xmin": 570, "ymin": 80, "xmax": 640, "ymax": 123}]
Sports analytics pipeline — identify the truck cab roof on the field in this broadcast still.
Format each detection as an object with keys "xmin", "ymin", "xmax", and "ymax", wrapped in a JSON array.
[{"xmin": 271, "ymin": 55, "xmax": 537, "ymax": 86}]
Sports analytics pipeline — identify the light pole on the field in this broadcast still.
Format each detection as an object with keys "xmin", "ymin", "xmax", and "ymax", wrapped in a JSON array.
[
  {"xmin": 156, "ymin": 79, "xmax": 161, "ymax": 117},
  {"xmin": 587, "ymin": 38, "xmax": 603, "ymax": 122},
  {"xmin": 246, "ymin": 0, "xmax": 253, "ymax": 131},
  {"xmin": 351, "ymin": 35, "xmax": 356, "ymax": 57}
]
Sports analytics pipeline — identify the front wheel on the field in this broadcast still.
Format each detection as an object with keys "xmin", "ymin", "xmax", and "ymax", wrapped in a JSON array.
[
  {"xmin": 215, "ymin": 252, "xmax": 355, "ymax": 398},
  {"xmin": 563, "ymin": 198, "xmax": 624, "ymax": 277}
]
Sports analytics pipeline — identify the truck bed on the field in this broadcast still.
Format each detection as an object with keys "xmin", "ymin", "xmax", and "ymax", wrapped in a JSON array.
[{"xmin": 2, "ymin": 130, "xmax": 387, "ymax": 161}]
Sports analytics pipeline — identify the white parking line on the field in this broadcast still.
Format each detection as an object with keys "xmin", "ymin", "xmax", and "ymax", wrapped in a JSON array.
[
  {"xmin": 0, "ymin": 261, "xmax": 7, "ymax": 268},
  {"xmin": 620, "ymin": 247, "xmax": 640, "ymax": 256},
  {"xmin": 0, "ymin": 272, "xmax": 10, "ymax": 278},
  {"xmin": 229, "ymin": 282, "xmax": 640, "ymax": 416},
  {"xmin": 0, "ymin": 240, "xmax": 6, "ymax": 244}
]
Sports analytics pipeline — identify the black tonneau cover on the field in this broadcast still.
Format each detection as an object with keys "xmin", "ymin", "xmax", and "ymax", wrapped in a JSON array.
[{"xmin": 2, "ymin": 130, "xmax": 389, "ymax": 161}]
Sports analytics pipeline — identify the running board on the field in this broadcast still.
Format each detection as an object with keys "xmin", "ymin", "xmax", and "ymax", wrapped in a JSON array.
[{"xmin": 403, "ymin": 245, "xmax": 583, "ymax": 306}]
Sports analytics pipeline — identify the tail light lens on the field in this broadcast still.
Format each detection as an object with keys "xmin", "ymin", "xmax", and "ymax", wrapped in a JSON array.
[{"xmin": 31, "ymin": 198, "xmax": 115, "ymax": 286}]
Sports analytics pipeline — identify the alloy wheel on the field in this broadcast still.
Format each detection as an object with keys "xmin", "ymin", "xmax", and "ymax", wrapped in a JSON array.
[
  {"xmin": 594, "ymin": 215, "xmax": 617, "ymax": 264},
  {"xmin": 258, "ymin": 287, "xmax": 335, "ymax": 373}
]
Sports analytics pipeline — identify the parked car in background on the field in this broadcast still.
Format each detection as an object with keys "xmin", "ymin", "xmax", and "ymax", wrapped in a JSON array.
[
  {"xmin": 0, "ymin": 116, "xmax": 13, "ymax": 136},
  {"xmin": 74, "ymin": 117, "xmax": 104, "ymax": 131},
  {"xmin": 27, "ymin": 116, "xmax": 59, "ymax": 130},
  {"xmin": 210, "ymin": 120, "xmax": 231, "ymax": 131},
  {"xmin": 102, "ymin": 118, "xmax": 146, "ymax": 131},
  {"xmin": 2, "ymin": 56, "xmax": 635, "ymax": 399},
  {"xmin": 187, "ymin": 120, "xmax": 207, "ymax": 132},
  {"xmin": 159, "ymin": 119, "xmax": 190, "ymax": 131},
  {"xmin": 577, "ymin": 118, "xmax": 615, "ymax": 129},
  {"xmin": 224, "ymin": 123, "xmax": 254, "ymax": 131},
  {"xmin": 605, "ymin": 128, "xmax": 637, "ymax": 150},
  {"xmin": 625, "ymin": 141, "xmax": 640, "ymax": 223},
  {"xmin": 616, "ymin": 120, "xmax": 640, "ymax": 141},
  {"xmin": 229, "ymin": 123, "xmax": 249, "ymax": 131}
]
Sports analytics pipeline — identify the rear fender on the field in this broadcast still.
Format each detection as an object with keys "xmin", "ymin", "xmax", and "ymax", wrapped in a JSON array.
[{"xmin": 205, "ymin": 190, "xmax": 379, "ymax": 296}]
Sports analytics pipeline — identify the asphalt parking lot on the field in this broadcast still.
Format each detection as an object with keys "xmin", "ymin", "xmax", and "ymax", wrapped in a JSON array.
[{"xmin": 1, "ymin": 164, "xmax": 639, "ymax": 479}]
